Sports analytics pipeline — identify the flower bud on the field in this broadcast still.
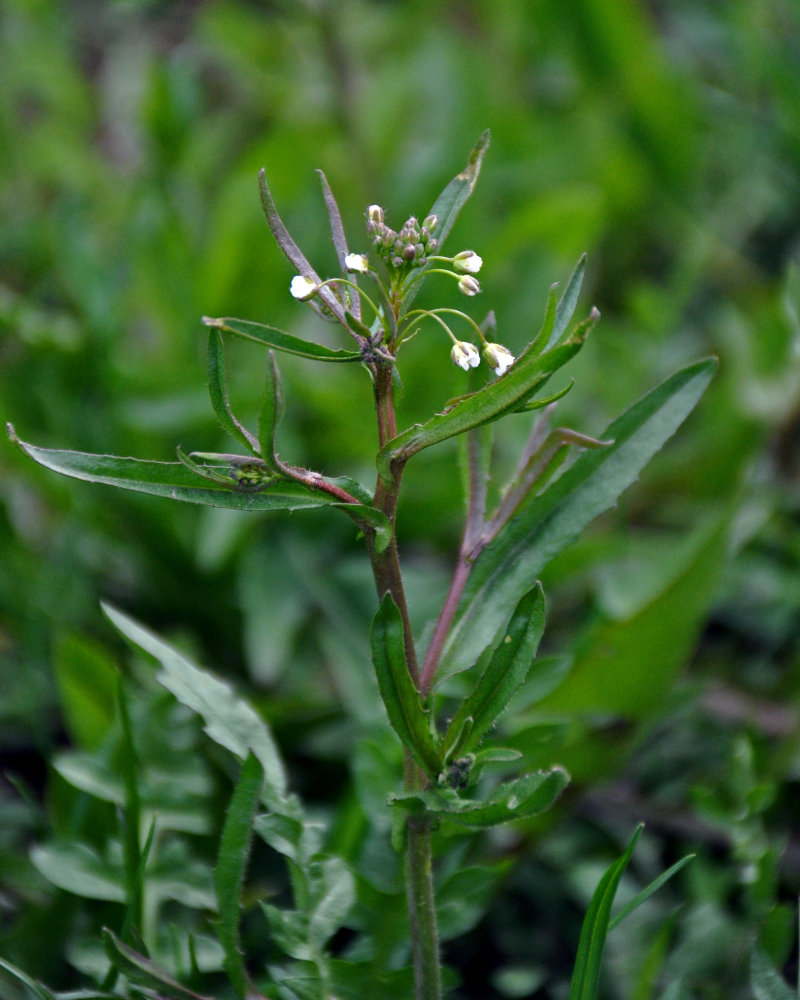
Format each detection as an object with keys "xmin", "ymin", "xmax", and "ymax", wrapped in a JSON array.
[
  {"xmin": 290, "ymin": 275, "xmax": 318, "ymax": 301},
  {"xmin": 423, "ymin": 214, "xmax": 438, "ymax": 232},
  {"xmin": 453, "ymin": 250, "xmax": 483, "ymax": 274},
  {"xmin": 344, "ymin": 252, "xmax": 369, "ymax": 273},
  {"xmin": 457, "ymin": 274, "xmax": 481, "ymax": 297},
  {"xmin": 483, "ymin": 342, "xmax": 515, "ymax": 375},
  {"xmin": 450, "ymin": 340, "xmax": 480, "ymax": 371},
  {"xmin": 367, "ymin": 204, "xmax": 384, "ymax": 224}
]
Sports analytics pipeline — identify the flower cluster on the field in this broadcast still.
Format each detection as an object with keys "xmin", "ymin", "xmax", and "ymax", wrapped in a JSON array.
[{"xmin": 366, "ymin": 205, "xmax": 439, "ymax": 272}]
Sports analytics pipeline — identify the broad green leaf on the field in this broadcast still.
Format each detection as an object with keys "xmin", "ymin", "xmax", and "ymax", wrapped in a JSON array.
[
  {"xmin": 307, "ymin": 856, "xmax": 355, "ymax": 950},
  {"xmin": 254, "ymin": 811, "xmax": 307, "ymax": 863},
  {"xmin": 30, "ymin": 843, "xmax": 125, "ymax": 902},
  {"xmin": 436, "ymin": 864, "xmax": 512, "ymax": 941},
  {"xmin": 203, "ymin": 316, "xmax": 360, "ymax": 362},
  {"xmin": 216, "ymin": 752, "xmax": 264, "ymax": 999},
  {"xmin": 53, "ymin": 633, "xmax": 117, "ymax": 750},
  {"xmin": 567, "ymin": 826, "xmax": 642, "ymax": 1000},
  {"xmin": 102, "ymin": 929, "xmax": 215, "ymax": 1000},
  {"xmin": 207, "ymin": 329, "xmax": 260, "ymax": 455},
  {"xmin": 750, "ymin": 946, "xmax": 795, "ymax": 1000},
  {"xmin": 377, "ymin": 332, "xmax": 589, "ymax": 485},
  {"xmin": 395, "ymin": 767, "xmax": 569, "ymax": 828},
  {"xmin": 260, "ymin": 905, "xmax": 311, "ymax": 961},
  {"xmin": 258, "ymin": 349, "xmax": 285, "ymax": 469},
  {"xmin": 424, "ymin": 130, "xmax": 491, "ymax": 253},
  {"xmin": 442, "ymin": 585, "xmax": 545, "ymax": 759},
  {"xmin": 436, "ymin": 357, "xmax": 717, "ymax": 683},
  {"xmin": 370, "ymin": 595, "xmax": 443, "ymax": 777},
  {"xmin": 102, "ymin": 604, "xmax": 288, "ymax": 804}
]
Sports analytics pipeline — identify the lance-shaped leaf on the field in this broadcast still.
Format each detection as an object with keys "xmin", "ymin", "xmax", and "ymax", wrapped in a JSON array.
[
  {"xmin": 258, "ymin": 349, "xmax": 284, "ymax": 470},
  {"xmin": 377, "ymin": 327, "xmax": 591, "ymax": 485},
  {"xmin": 202, "ymin": 316, "xmax": 361, "ymax": 363},
  {"xmin": 216, "ymin": 752, "xmax": 264, "ymax": 999},
  {"xmin": 426, "ymin": 129, "xmax": 490, "ymax": 252},
  {"xmin": 370, "ymin": 594, "xmax": 443, "ymax": 777},
  {"xmin": 435, "ymin": 357, "xmax": 717, "ymax": 684},
  {"xmin": 567, "ymin": 826, "xmax": 642, "ymax": 1000},
  {"xmin": 442, "ymin": 585, "xmax": 545, "ymax": 760},
  {"xmin": 102, "ymin": 929, "xmax": 216, "ymax": 1000},
  {"xmin": 395, "ymin": 767, "xmax": 569, "ymax": 828},
  {"xmin": 207, "ymin": 329, "xmax": 260, "ymax": 455},
  {"xmin": 547, "ymin": 253, "xmax": 587, "ymax": 350}
]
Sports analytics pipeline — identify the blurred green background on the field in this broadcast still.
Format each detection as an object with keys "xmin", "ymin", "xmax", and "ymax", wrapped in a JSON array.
[{"xmin": 2, "ymin": 1, "xmax": 800, "ymax": 997}]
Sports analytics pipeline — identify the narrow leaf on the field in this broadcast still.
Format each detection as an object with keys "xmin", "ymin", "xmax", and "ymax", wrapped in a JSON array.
[
  {"xmin": 548, "ymin": 253, "xmax": 588, "ymax": 350},
  {"xmin": 102, "ymin": 604, "xmax": 288, "ymax": 805},
  {"xmin": 377, "ymin": 333, "xmax": 588, "ymax": 485},
  {"xmin": 436, "ymin": 358, "xmax": 717, "ymax": 683},
  {"xmin": 568, "ymin": 826, "xmax": 642, "ymax": 1000},
  {"xmin": 216, "ymin": 752, "xmax": 265, "ymax": 999},
  {"xmin": 317, "ymin": 170, "xmax": 351, "ymax": 291},
  {"xmin": 442, "ymin": 585, "xmax": 546, "ymax": 758},
  {"xmin": 257, "ymin": 350, "xmax": 284, "ymax": 469},
  {"xmin": 528, "ymin": 281, "xmax": 560, "ymax": 356},
  {"xmin": 207, "ymin": 329, "xmax": 260, "ymax": 454},
  {"xmin": 102, "ymin": 929, "xmax": 215, "ymax": 1000},
  {"xmin": 608, "ymin": 854, "xmax": 695, "ymax": 931},
  {"xmin": 426, "ymin": 130, "xmax": 491, "ymax": 251},
  {"xmin": 0, "ymin": 957, "xmax": 59, "ymax": 1000},
  {"xmin": 203, "ymin": 316, "xmax": 360, "ymax": 362},
  {"xmin": 370, "ymin": 595, "xmax": 443, "ymax": 776}
]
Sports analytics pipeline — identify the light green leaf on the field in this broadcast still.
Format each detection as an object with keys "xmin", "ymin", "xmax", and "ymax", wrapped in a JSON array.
[
  {"xmin": 548, "ymin": 253, "xmax": 588, "ymax": 350},
  {"xmin": 436, "ymin": 358, "xmax": 717, "ymax": 683},
  {"xmin": 308, "ymin": 856, "xmax": 355, "ymax": 950},
  {"xmin": 102, "ymin": 604, "xmax": 288, "ymax": 804},
  {"xmin": 216, "ymin": 752, "xmax": 264, "ymax": 999},
  {"xmin": 442, "ymin": 585, "xmax": 546, "ymax": 759},
  {"xmin": 30, "ymin": 843, "xmax": 125, "ymax": 902},
  {"xmin": 750, "ymin": 946, "xmax": 795, "ymax": 1000},
  {"xmin": 377, "ymin": 333, "xmax": 589, "ymax": 485},
  {"xmin": 568, "ymin": 826, "xmax": 642, "ymax": 1000},
  {"xmin": 370, "ymin": 595, "xmax": 443, "ymax": 777},
  {"xmin": 203, "ymin": 316, "xmax": 361, "ymax": 362}
]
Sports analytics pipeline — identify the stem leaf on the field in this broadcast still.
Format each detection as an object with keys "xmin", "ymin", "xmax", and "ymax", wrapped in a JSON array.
[
  {"xmin": 202, "ymin": 316, "xmax": 361, "ymax": 363},
  {"xmin": 207, "ymin": 329, "xmax": 260, "ymax": 454},
  {"xmin": 426, "ymin": 129, "xmax": 491, "ymax": 252},
  {"xmin": 102, "ymin": 929, "xmax": 216, "ymax": 1000},
  {"xmin": 257, "ymin": 350, "xmax": 285, "ymax": 470},
  {"xmin": 436, "ymin": 357, "xmax": 717, "ymax": 684},
  {"xmin": 370, "ymin": 595, "xmax": 443, "ymax": 777},
  {"xmin": 548, "ymin": 253, "xmax": 588, "ymax": 350}
]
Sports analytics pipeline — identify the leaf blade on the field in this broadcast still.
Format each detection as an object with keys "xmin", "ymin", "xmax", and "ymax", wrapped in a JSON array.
[{"xmin": 202, "ymin": 316, "xmax": 361, "ymax": 363}]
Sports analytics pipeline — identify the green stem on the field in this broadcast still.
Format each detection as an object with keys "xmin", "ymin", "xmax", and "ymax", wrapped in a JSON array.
[{"xmin": 367, "ymin": 358, "xmax": 442, "ymax": 1000}]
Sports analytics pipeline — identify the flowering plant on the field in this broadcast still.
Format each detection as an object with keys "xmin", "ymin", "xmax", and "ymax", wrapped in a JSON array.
[{"xmin": 7, "ymin": 132, "xmax": 716, "ymax": 1000}]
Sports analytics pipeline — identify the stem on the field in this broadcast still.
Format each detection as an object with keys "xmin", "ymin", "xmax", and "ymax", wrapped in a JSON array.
[{"xmin": 367, "ymin": 358, "xmax": 442, "ymax": 1000}]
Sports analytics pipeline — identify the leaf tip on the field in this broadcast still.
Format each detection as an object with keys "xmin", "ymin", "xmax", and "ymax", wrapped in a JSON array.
[
  {"xmin": 201, "ymin": 316, "xmax": 223, "ymax": 328},
  {"xmin": 6, "ymin": 421, "xmax": 18, "ymax": 443}
]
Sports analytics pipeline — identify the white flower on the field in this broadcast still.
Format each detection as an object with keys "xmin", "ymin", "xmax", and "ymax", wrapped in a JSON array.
[
  {"xmin": 290, "ymin": 275, "xmax": 317, "ymax": 300},
  {"xmin": 344, "ymin": 252, "xmax": 369, "ymax": 274},
  {"xmin": 450, "ymin": 341, "xmax": 480, "ymax": 371},
  {"xmin": 483, "ymin": 342, "xmax": 515, "ymax": 376},
  {"xmin": 457, "ymin": 274, "xmax": 481, "ymax": 297},
  {"xmin": 453, "ymin": 250, "xmax": 483, "ymax": 274}
]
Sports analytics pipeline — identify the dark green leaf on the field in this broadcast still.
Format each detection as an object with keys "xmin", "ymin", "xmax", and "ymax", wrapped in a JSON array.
[
  {"xmin": 102, "ymin": 929, "xmax": 215, "ymax": 1000},
  {"xmin": 0, "ymin": 957, "xmax": 59, "ymax": 1000},
  {"xmin": 608, "ymin": 854, "xmax": 695, "ymax": 931},
  {"xmin": 370, "ymin": 595, "xmax": 443, "ymax": 776},
  {"xmin": 377, "ymin": 333, "xmax": 589, "ymax": 485},
  {"xmin": 567, "ymin": 826, "xmax": 642, "ymax": 1000},
  {"xmin": 102, "ymin": 604, "xmax": 288, "ymax": 806},
  {"xmin": 548, "ymin": 253, "xmax": 588, "ymax": 350},
  {"xmin": 257, "ymin": 349, "xmax": 284, "ymax": 469},
  {"xmin": 216, "ymin": 752, "xmax": 264, "ymax": 999},
  {"xmin": 436, "ymin": 358, "xmax": 717, "ymax": 683},
  {"xmin": 425, "ymin": 130, "xmax": 491, "ymax": 252},
  {"xmin": 528, "ymin": 282, "xmax": 559, "ymax": 356},
  {"xmin": 442, "ymin": 585, "xmax": 546, "ymax": 759},
  {"xmin": 203, "ymin": 316, "xmax": 361, "ymax": 362},
  {"xmin": 207, "ymin": 329, "xmax": 260, "ymax": 455}
]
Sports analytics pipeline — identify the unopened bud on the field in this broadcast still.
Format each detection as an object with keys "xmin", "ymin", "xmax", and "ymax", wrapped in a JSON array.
[
  {"xmin": 483, "ymin": 342, "xmax": 515, "ymax": 375},
  {"xmin": 451, "ymin": 341, "xmax": 480, "ymax": 371},
  {"xmin": 367, "ymin": 204, "xmax": 384, "ymax": 224},
  {"xmin": 457, "ymin": 274, "xmax": 481, "ymax": 297}
]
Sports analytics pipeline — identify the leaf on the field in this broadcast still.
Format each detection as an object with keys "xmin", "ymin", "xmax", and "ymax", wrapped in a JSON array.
[
  {"xmin": 258, "ymin": 349, "xmax": 284, "ymax": 469},
  {"xmin": 442, "ymin": 585, "xmax": 546, "ymax": 759},
  {"xmin": 370, "ymin": 595, "xmax": 443, "ymax": 777},
  {"xmin": 425, "ymin": 130, "xmax": 491, "ymax": 252},
  {"xmin": 207, "ymin": 329, "xmax": 260, "ymax": 455},
  {"xmin": 377, "ymin": 333, "xmax": 589, "ymax": 485},
  {"xmin": 608, "ymin": 853, "xmax": 695, "ymax": 931},
  {"xmin": 307, "ymin": 856, "xmax": 355, "ymax": 950},
  {"xmin": 0, "ymin": 957, "xmax": 59, "ymax": 1000},
  {"xmin": 436, "ymin": 357, "xmax": 717, "ymax": 683},
  {"xmin": 750, "ymin": 946, "xmax": 795, "ymax": 1000},
  {"xmin": 216, "ymin": 752, "xmax": 264, "ymax": 999},
  {"xmin": 548, "ymin": 253, "xmax": 588, "ymax": 350},
  {"xmin": 317, "ymin": 170, "xmax": 350, "ymax": 279},
  {"xmin": 567, "ymin": 826, "xmax": 642, "ymax": 1000},
  {"xmin": 395, "ymin": 767, "xmax": 569, "ymax": 828},
  {"xmin": 53, "ymin": 633, "xmax": 117, "ymax": 750},
  {"xmin": 102, "ymin": 929, "xmax": 216, "ymax": 1000},
  {"xmin": 202, "ymin": 316, "xmax": 361, "ymax": 362},
  {"xmin": 30, "ymin": 843, "xmax": 125, "ymax": 902},
  {"xmin": 102, "ymin": 604, "xmax": 288, "ymax": 805}
]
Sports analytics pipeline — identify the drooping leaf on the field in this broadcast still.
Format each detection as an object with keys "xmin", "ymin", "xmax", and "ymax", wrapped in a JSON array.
[
  {"xmin": 207, "ymin": 328, "xmax": 260, "ymax": 455},
  {"xmin": 202, "ymin": 316, "xmax": 361, "ymax": 362},
  {"xmin": 102, "ymin": 929, "xmax": 215, "ymax": 1000},
  {"xmin": 442, "ymin": 585, "xmax": 546, "ymax": 759},
  {"xmin": 102, "ymin": 604, "xmax": 288, "ymax": 805},
  {"xmin": 370, "ymin": 595, "xmax": 443, "ymax": 777},
  {"xmin": 567, "ymin": 826, "xmax": 642, "ymax": 1000},
  {"xmin": 216, "ymin": 752, "xmax": 264, "ymax": 999},
  {"xmin": 377, "ymin": 330, "xmax": 590, "ymax": 486},
  {"xmin": 436, "ymin": 358, "xmax": 717, "ymax": 683}
]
